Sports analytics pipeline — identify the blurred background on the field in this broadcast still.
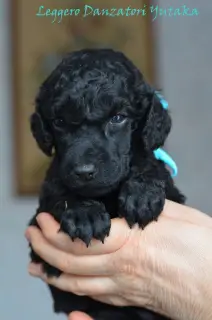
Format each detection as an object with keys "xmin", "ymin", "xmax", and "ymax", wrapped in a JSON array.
[{"xmin": 0, "ymin": 0, "xmax": 211, "ymax": 319}]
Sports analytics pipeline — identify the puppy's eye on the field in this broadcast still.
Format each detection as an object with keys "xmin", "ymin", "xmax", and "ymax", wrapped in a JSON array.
[
  {"xmin": 110, "ymin": 114, "xmax": 126, "ymax": 124},
  {"xmin": 53, "ymin": 118, "xmax": 64, "ymax": 127}
]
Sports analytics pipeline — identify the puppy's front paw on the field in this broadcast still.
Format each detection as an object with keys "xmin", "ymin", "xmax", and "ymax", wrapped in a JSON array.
[
  {"xmin": 118, "ymin": 180, "xmax": 165, "ymax": 228},
  {"xmin": 59, "ymin": 200, "xmax": 111, "ymax": 246}
]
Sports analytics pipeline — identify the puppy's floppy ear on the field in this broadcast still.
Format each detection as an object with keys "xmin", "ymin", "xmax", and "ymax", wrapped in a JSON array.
[
  {"xmin": 30, "ymin": 112, "xmax": 54, "ymax": 156},
  {"xmin": 142, "ymin": 93, "xmax": 171, "ymax": 151}
]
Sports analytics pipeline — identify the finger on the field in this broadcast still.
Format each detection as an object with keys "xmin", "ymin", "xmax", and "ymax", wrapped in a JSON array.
[
  {"xmin": 163, "ymin": 200, "xmax": 212, "ymax": 227},
  {"xmin": 36, "ymin": 213, "xmax": 131, "ymax": 255},
  {"xmin": 69, "ymin": 311, "xmax": 94, "ymax": 320},
  {"xmin": 26, "ymin": 227, "xmax": 112, "ymax": 275},
  {"xmin": 28, "ymin": 263, "xmax": 115, "ymax": 296}
]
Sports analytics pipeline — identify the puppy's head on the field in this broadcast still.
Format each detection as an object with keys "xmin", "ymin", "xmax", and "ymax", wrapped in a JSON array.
[{"xmin": 31, "ymin": 49, "xmax": 171, "ymax": 196}]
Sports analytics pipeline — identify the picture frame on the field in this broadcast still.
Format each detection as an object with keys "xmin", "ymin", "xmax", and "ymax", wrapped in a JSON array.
[{"xmin": 12, "ymin": 0, "xmax": 154, "ymax": 195}]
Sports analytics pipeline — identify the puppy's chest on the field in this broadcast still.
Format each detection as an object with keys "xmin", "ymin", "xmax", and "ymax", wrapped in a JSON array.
[{"xmin": 97, "ymin": 192, "xmax": 119, "ymax": 219}]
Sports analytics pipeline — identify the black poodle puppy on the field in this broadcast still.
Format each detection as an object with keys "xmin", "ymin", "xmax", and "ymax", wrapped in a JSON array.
[{"xmin": 29, "ymin": 48, "xmax": 185, "ymax": 320}]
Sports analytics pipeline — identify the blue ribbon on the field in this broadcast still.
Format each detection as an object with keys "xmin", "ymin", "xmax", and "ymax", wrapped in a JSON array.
[{"xmin": 153, "ymin": 91, "xmax": 178, "ymax": 177}]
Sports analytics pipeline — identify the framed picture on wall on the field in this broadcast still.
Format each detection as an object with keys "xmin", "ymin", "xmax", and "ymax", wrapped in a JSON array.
[{"xmin": 12, "ymin": 0, "xmax": 154, "ymax": 195}]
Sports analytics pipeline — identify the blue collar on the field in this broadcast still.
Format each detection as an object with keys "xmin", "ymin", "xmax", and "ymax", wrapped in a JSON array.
[{"xmin": 153, "ymin": 91, "xmax": 178, "ymax": 177}]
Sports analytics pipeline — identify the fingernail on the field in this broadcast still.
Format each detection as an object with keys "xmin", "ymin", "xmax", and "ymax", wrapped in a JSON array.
[
  {"xmin": 36, "ymin": 213, "xmax": 48, "ymax": 226},
  {"xmin": 36, "ymin": 214, "xmax": 43, "ymax": 224},
  {"xmin": 25, "ymin": 231, "xmax": 31, "ymax": 241},
  {"xmin": 28, "ymin": 263, "xmax": 42, "ymax": 276}
]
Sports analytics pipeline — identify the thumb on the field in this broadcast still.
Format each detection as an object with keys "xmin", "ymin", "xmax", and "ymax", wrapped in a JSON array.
[{"xmin": 68, "ymin": 311, "xmax": 94, "ymax": 320}]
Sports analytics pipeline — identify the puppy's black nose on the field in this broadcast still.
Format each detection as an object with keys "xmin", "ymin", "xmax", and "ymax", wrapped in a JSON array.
[{"xmin": 75, "ymin": 164, "xmax": 97, "ymax": 181}]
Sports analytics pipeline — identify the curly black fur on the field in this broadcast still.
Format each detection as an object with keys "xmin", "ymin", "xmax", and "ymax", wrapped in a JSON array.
[{"xmin": 29, "ymin": 48, "xmax": 185, "ymax": 320}]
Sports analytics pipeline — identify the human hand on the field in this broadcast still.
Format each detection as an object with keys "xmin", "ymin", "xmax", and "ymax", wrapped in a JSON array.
[
  {"xmin": 25, "ymin": 200, "xmax": 212, "ymax": 320},
  {"xmin": 68, "ymin": 311, "xmax": 93, "ymax": 320}
]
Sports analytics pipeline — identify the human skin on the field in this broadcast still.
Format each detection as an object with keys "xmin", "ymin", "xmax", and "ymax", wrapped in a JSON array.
[{"xmin": 25, "ymin": 200, "xmax": 212, "ymax": 320}]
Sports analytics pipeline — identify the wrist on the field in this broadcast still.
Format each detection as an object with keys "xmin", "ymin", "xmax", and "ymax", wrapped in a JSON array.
[
  {"xmin": 139, "ymin": 223, "xmax": 212, "ymax": 320},
  {"xmin": 149, "ymin": 265, "xmax": 205, "ymax": 320}
]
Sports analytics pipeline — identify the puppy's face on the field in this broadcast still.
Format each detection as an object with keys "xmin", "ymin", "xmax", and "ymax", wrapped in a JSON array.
[
  {"xmin": 31, "ymin": 49, "xmax": 171, "ymax": 197},
  {"xmin": 51, "ymin": 90, "xmax": 133, "ymax": 196}
]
